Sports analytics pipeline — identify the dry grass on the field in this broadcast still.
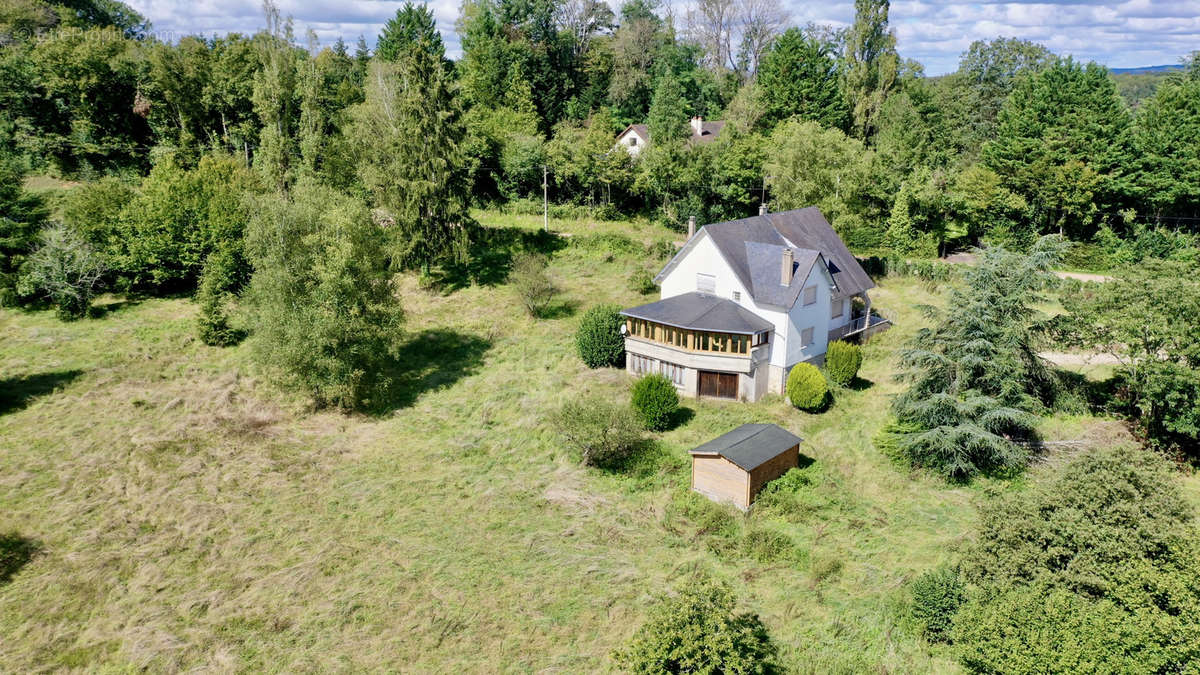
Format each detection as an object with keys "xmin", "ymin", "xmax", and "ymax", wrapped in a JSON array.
[{"xmin": 0, "ymin": 211, "xmax": 1184, "ymax": 673}]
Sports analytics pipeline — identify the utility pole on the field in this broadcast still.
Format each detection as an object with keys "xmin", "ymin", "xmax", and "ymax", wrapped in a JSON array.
[{"xmin": 542, "ymin": 165, "xmax": 549, "ymax": 231}]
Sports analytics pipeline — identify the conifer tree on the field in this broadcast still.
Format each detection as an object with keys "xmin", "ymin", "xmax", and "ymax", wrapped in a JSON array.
[{"xmin": 351, "ymin": 36, "xmax": 472, "ymax": 274}]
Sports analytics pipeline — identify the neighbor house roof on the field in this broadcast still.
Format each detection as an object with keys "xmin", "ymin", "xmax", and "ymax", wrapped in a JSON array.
[
  {"xmin": 655, "ymin": 208, "xmax": 875, "ymax": 305},
  {"xmin": 620, "ymin": 292, "xmax": 774, "ymax": 335},
  {"xmin": 689, "ymin": 423, "xmax": 803, "ymax": 471},
  {"xmin": 616, "ymin": 121, "xmax": 726, "ymax": 146}
]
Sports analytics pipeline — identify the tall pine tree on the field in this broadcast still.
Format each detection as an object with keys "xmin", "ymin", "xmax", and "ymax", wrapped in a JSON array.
[{"xmin": 351, "ymin": 35, "xmax": 472, "ymax": 274}]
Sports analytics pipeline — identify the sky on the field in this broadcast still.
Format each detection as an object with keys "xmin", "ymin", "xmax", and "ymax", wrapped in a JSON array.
[{"xmin": 125, "ymin": 0, "xmax": 1200, "ymax": 76}]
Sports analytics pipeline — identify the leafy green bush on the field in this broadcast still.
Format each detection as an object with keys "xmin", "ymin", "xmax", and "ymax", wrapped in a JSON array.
[
  {"xmin": 630, "ymin": 374, "xmax": 679, "ymax": 431},
  {"xmin": 910, "ymin": 565, "xmax": 963, "ymax": 642},
  {"xmin": 575, "ymin": 304, "xmax": 625, "ymax": 368},
  {"xmin": 825, "ymin": 340, "xmax": 862, "ymax": 386},
  {"xmin": 17, "ymin": 223, "xmax": 106, "ymax": 320},
  {"xmin": 613, "ymin": 577, "xmax": 778, "ymax": 674},
  {"xmin": 552, "ymin": 395, "xmax": 644, "ymax": 469},
  {"xmin": 786, "ymin": 363, "xmax": 828, "ymax": 411},
  {"xmin": 627, "ymin": 268, "xmax": 656, "ymax": 295},
  {"xmin": 951, "ymin": 447, "xmax": 1200, "ymax": 672},
  {"xmin": 510, "ymin": 252, "xmax": 558, "ymax": 317},
  {"xmin": 243, "ymin": 185, "xmax": 404, "ymax": 410}
]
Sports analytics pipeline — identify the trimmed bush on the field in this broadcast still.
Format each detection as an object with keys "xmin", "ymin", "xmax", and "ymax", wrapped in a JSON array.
[
  {"xmin": 910, "ymin": 565, "xmax": 964, "ymax": 642},
  {"xmin": 575, "ymin": 304, "xmax": 625, "ymax": 368},
  {"xmin": 786, "ymin": 363, "xmax": 828, "ymax": 411},
  {"xmin": 631, "ymin": 374, "xmax": 679, "ymax": 431},
  {"xmin": 613, "ymin": 577, "xmax": 778, "ymax": 674},
  {"xmin": 552, "ymin": 395, "xmax": 644, "ymax": 469},
  {"xmin": 825, "ymin": 340, "xmax": 862, "ymax": 386}
]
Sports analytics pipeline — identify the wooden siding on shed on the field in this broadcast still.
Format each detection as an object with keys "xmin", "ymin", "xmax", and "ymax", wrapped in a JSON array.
[
  {"xmin": 748, "ymin": 445, "xmax": 800, "ymax": 502},
  {"xmin": 691, "ymin": 454, "xmax": 750, "ymax": 509}
]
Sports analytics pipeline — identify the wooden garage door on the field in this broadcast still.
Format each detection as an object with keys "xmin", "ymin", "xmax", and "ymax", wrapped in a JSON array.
[{"xmin": 699, "ymin": 371, "xmax": 738, "ymax": 399}]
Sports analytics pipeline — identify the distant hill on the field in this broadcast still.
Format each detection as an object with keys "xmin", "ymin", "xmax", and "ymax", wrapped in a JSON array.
[{"xmin": 1110, "ymin": 65, "xmax": 1185, "ymax": 75}]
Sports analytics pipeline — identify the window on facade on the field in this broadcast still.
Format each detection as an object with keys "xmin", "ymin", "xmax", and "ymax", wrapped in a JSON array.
[
  {"xmin": 803, "ymin": 285, "xmax": 817, "ymax": 306},
  {"xmin": 697, "ymin": 273, "xmax": 716, "ymax": 293},
  {"xmin": 832, "ymin": 299, "xmax": 844, "ymax": 318},
  {"xmin": 732, "ymin": 291, "xmax": 741, "ymax": 302},
  {"xmin": 630, "ymin": 137, "xmax": 637, "ymax": 146},
  {"xmin": 801, "ymin": 327, "xmax": 814, "ymax": 347},
  {"xmin": 753, "ymin": 331, "xmax": 769, "ymax": 347}
]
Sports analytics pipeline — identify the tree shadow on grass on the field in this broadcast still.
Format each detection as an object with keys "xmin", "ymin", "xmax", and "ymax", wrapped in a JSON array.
[
  {"xmin": 665, "ymin": 406, "xmax": 695, "ymax": 431},
  {"xmin": 0, "ymin": 533, "xmax": 41, "ymax": 585},
  {"xmin": 533, "ymin": 299, "xmax": 580, "ymax": 320},
  {"xmin": 845, "ymin": 376, "xmax": 874, "ymax": 392},
  {"xmin": 371, "ymin": 329, "xmax": 491, "ymax": 413},
  {"xmin": 87, "ymin": 298, "xmax": 141, "ymax": 319},
  {"xmin": 0, "ymin": 370, "xmax": 83, "ymax": 416},
  {"xmin": 426, "ymin": 226, "xmax": 567, "ymax": 293}
]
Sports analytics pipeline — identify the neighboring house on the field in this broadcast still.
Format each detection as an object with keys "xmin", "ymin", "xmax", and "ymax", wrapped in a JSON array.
[
  {"xmin": 620, "ymin": 207, "xmax": 889, "ymax": 402},
  {"xmin": 690, "ymin": 423, "xmax": 802, "ymax": 510},
  {"xmin": 614, "ymin": 116, "xmax": 726, "ymax": 156}
]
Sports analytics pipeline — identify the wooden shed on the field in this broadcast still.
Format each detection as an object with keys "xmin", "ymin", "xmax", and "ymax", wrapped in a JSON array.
[{"xmin": 689, "ymin": 424, "xmax": 802, "ymax": 510}]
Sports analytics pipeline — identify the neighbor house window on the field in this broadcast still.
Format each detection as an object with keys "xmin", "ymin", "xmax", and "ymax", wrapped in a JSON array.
[
  {"xmin": 630, "ymin": 137, "xmax": 637, "ymax": 146},
  {"xmin": 801, "ymin": 327, "xmax": 814, "ymax": 347},
  {"xmin": 803, "ymin": 285, "xmax": 817, "ymax": 306},
  {"xmin": 832, "ymin": 299, "xmax": 844, "ymax": 319},
  {"xmin": 697, "ymin": 273, "xmax": 716, "ymax": 293}
]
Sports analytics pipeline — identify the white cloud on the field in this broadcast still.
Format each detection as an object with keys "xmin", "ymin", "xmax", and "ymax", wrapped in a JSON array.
[{"xmin": 126, "ymin": 0, "xmax": 1200, "ymax": 75}]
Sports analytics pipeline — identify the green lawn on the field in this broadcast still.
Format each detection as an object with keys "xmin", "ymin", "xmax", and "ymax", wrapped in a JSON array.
[{"xmin": 0, "ymin": 210, "xmax": 1176, "ymax": 672}]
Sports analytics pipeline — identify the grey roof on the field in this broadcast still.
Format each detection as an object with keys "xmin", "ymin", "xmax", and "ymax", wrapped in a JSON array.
[
  {"xmin": 655, "ymin": 208, "xmax": 875, "ymax": 305},
  {"xmin": 689, "ymin": 423, "xmax": 803, "ymax": 472},
  {"xmin": 620, "ymin": 292, "xmax": 774, "ymax": 335}
]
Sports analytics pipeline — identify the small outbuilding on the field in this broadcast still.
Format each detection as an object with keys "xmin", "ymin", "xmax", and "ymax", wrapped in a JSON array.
[{"xmin": 689, "ymin": 423, "xmax": 802, "ymax": 510}]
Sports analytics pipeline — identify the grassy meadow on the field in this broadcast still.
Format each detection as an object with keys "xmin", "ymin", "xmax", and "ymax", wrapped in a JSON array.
[{"xmin": 0, "ymin": 209, "xmax": 1181, "ymax": 672}]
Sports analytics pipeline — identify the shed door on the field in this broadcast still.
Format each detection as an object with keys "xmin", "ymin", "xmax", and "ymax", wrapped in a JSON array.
[{"xmin": 699, "ymin": 371, "xmax": 738, "ymax": 399}]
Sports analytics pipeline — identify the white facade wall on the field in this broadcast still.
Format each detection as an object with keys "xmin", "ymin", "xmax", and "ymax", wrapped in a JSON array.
[
  {"xmin": 616, "ymin": 130, "xmax": 647, "ymax": 156},
  {"xmin": 658, "ymin": 231, "xmax": 839, "ymax": 374}
]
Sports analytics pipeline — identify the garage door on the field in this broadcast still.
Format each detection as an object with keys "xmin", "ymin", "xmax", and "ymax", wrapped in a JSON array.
[{"xmin": 698, "ymin": 371, "xmax": 738, "ymax": 399}]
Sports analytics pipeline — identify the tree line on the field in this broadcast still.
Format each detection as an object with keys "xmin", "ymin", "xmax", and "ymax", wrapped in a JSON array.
[{"xmin": 3, "ymin": 0, "xmax": 1200, "ymax": 407}]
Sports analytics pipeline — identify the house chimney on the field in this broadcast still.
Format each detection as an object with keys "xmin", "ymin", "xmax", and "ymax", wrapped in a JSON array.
[
  {"xmin": 759, "ymin": 203, "xmax": 768, "ymax": 216},
  {"xmin": 781, "ymin": 248, "xmax": 794, "ymax": 286},
  {"xmin": 690, "ymin": 116, "xmax": 703, "ymax": 136},
  {"xmin": 687, "ymin": 215, "xmax": 696, "ymax": 239}
]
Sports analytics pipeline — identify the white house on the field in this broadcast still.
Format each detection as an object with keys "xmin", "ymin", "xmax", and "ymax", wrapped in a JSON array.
[
  {"xmin": 614, "ymin": 116, "xmax": 726, "ymax": 157},
  {"xmin": 619, "ymin": 207, "xmax": 888, "ymax": 402}
]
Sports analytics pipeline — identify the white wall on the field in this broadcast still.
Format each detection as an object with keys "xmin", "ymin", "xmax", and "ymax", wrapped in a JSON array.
[
  {"xmin": 660, "ymin": 233, "xmax": 752, "ymax": 302},
  {"xmin": 616, "ymin": 130, "xmax": 646, "ymax": 156},
  {"xmin": 660, "ymin": 233, "xmax": 839, "ymax": 370}
]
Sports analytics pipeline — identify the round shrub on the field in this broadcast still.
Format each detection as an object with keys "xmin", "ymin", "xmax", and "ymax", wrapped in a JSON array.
[
  {"xmin": 786, "ymin": 363, "xmax": 829, "ymax": 411},
  {"xmin": 631, "ymin": 374, "xmax": 679, "ymax": 431},
  {"xmin": 910, "ymin": 565, "xmax": 964, "ymax": 642},
  {"xmin": 613, "ymin": 577, "xmax": 778, "ymax": 674},
  {"xmin": 575, "ymin": 304, "xmax": 625, "ymax": 368},
  {"xmin": 825, "ymin": 340, "xmax": 862, "ymax": 386}
]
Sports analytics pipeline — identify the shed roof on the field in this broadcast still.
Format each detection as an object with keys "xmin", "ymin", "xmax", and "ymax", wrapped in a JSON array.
[
  {"xmin": 689, "ymin": 424, "xmax": 803, "ymax": 472},
  {"xmin": 655, "ymin": 208, "xmax": 875, "ymax": 304},
  {"xmin": 620, "ymin": 292, "xmax": 774, "ymax": 335}
]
